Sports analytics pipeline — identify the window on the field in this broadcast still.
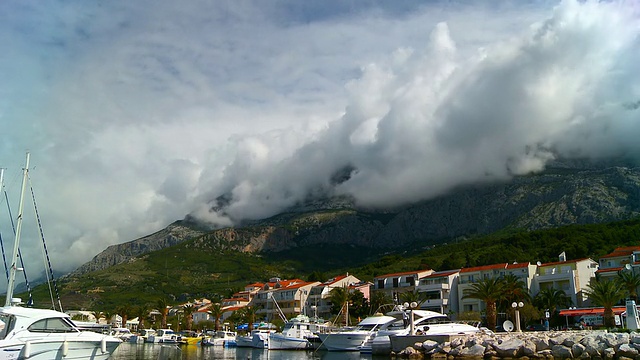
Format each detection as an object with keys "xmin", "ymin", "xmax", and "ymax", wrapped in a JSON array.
[
  {"xmin": 393, "ymin": 278, "xmax": 399, "ymax": 287},
  {"xmin": 406, "ymin": 277, "xmax": 415, "ymax": 286},
  {"xmin": 28, "ymin": 317, "xmax": 77, "ymax": 333},
  {"xmin": 377, "ymin": 280, "xmax": 384, "ymax": 289}
]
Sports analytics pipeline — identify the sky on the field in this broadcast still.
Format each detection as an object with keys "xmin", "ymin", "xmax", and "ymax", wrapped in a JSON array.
[{"xmin": 0, "ymin": 0, "xmax": 639, "ymax": 282}]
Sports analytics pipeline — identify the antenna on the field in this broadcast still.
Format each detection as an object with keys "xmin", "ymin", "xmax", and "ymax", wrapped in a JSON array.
[{"xmin": 536, "ymin": 261, "xmax": 542, "ymax": 266}]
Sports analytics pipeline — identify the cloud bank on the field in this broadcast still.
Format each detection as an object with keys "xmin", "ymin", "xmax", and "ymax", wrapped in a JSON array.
[{"xmin": 0, "ymin": 0, "xmax": 638, "ymax": 279}]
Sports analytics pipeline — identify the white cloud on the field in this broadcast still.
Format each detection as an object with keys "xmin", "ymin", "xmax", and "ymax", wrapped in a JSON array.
[{"xmin": 1, "ymin": 0, "xmax": 638, "ymax": 286}]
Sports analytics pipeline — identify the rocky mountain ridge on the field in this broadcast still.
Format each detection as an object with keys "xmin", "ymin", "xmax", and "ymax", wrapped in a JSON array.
[{"xmin": 70, "ymin": 163, "xmax": 640, "ymax": 277}]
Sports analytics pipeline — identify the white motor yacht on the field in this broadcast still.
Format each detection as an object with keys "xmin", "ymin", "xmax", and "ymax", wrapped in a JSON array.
[
  {"xmin": 268, "ymin": 315, "xmax": 327, "ymax": 350},
  {"xmin": 370, "ymin": 309, "xmax": 483, "ymax": 355},
  {"xmin": 0, "ymin": 305, "xmax": 121, "ymax": 359},
  {"xmin": 316, "ymin": 315, "xmax": 397, "ymax": 351}
]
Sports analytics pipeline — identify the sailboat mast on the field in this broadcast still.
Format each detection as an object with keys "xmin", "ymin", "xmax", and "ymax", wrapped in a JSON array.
[{"xmin": 5, "ymin": 152, "xmax": 30, "ymax": 306}]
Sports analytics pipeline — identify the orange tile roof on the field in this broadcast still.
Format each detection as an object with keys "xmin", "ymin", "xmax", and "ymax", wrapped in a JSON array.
[
  {"xmin": 375, "ymin": 270, "xmax": 431, "ymax": 279},
  {"xmin": 600, "ymin": 246, "xmax": 640, "ymax": 259},
  {"xmin": 246, "ymin": 282, "xmax": 264, "ymax": 288},
  {"xmin": 460, "ymin": 263, "xmax": 508, "ymax": 273},
  {"xmin": 539, "ymin": 258, "xmax": 591, "ymax": 267},
  {"xmin": 425, "ymin": 270, "xmax": 460, "ymax": 278},
  {"xmin": 506, "ymin": 262, "xmax": 531, "ymax": 269},
  {"xmin": 596, "ymin": 266, "xmax": 623, "ymax": 274}
]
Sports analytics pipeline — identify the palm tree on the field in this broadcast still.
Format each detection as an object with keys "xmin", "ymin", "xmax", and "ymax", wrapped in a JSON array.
[
  {"xmin": 462, "ymin": 277, "xmax": 504, "ymax": 331},
  {"xmin": 91, "ymin": 310, "xmax": 104, "ymax": 324},
  {"xmin": 398, "ymin": 290, "xmax": 426, "ymax": 307},
  {"xmin": 617, "ymin": 270, "xmax": 640, "ymax": 302},
  {"xmin": 584, "ymin": 278, "xmax": 626, "ymax": 328},
  {"xmin": 156, "ymin": 298, "xmax": 170, "ymax": 328},
  {"xmin": 208, "ymin": 303, "xmax": 224, "ymax": 331},
  {"xmin": 134, "ymin": 304, "xmax": 150, "ymax": 329},
  {"xmin": 117, "ymin": 304, "xmax": 132, "ymax": 328},
  {"xmin": 243, "ymin": 306, "xmax": 259, "ymax": 332},
  {"xmin": 534, "ymin": 287, "xmax": 572, "ymax": 316},
  {"xmin": 369, "ymin": 291, "xmax": 393, "ymax": 315},
  {"xmin": 182, "ymin": 304, "xmax": 195, "ymax": 331},
  {"xmin": 328, "ymin": 286, "xmax": 351, "ymax": 326}
]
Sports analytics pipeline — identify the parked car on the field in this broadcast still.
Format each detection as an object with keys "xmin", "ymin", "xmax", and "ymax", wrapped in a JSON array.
[{"xmin": 526, "ymin": 324, "xmax": 547, "ymax": 331}]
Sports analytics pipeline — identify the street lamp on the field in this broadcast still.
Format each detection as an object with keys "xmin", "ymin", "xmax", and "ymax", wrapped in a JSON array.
[
  {"xmin": 512, "ymin": 302, "xmax": 524, "ymax": 332},
  {"xmin": 404, "ymin": 302, "xmax": 419, "ymax": 335}
]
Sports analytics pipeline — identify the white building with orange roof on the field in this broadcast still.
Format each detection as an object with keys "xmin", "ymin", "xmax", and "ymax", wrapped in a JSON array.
[
  {"xmin": 250, "ymin": 278, "xmax": 321, "ymax": 321},
  {"xmin": 416, "ymin": 269, "xmax": 460, "ymax": 315},
  {"xmin": 533, "ymin": 252, "xmax": 598, "ymax": 307},
  {"xmin": 373, "ymin": 269, "xmax": 434, "ymax": 301},
  {"xmin": 457, "ymin": 262, "xmax": 537, "ymax": 313},
  {"xmin": 596, "ymin": 246, "xmax": 640, "ymax": 282},
  {"xmin": 304, "ymin": 274, "xmax": 364, "ymax": 319}
]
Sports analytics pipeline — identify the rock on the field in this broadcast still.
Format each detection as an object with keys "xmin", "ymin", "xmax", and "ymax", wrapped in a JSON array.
[
  {"xmin": 551, "ymin": 344, "xmax": 573, "ymax": 358},
  {"xmin": 571, "ymin": 342, "xmax": 586, "ymax": 358},
  {"xmin": 630, "ymin": 334, "xmax": 640, "ymax": 344},
  {"xmin": 459, "ymin": 344, "xmax": 487, "ymax": 357},
  {"xmin": 616, "ymin": 343, "xmax": 639, "ymax": 358},
  {"xmin": 493, "ymin": 338, "xmax": 525, "ymax": 357},
  {"xmin": 600, "ymin": 333, "xmax": 629, "ymax": 348},
  {"xmin": 534, "ymin": 337, "xmax": 551, "ymax": 351},
  {"xmin": 422, "ymin": 340, "xmax": 439, "ymax": 352},
  {"xmin": 603, "ymin": 347, "xmax": 615, "ymax": 359},
  {"xmin": 522, "ymin": 340, "xmax": 537, "ymax": 357}
]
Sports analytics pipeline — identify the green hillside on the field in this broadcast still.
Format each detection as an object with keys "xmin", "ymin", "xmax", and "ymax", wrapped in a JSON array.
[{"xmin": 17, "ymin": 217, "xmax": 640, "ymax": 311}]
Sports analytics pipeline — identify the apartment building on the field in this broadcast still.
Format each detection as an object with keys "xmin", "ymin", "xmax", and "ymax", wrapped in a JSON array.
[
  {"xmin": 373, "ymin": 269, "xmax": 435, "ymax": 301},
  {"xmin": 415, "ymin": 269, "xmax": 460, "ymax": 315},
  {"xmin": 533, "ymin": 254, "xmax": 598, "ymax": 307}
]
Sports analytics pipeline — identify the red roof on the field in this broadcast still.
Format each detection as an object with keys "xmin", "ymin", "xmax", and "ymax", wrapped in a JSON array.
[
  {"xmin": 460, "ymin": 263, "xmax": 507, "ymax": 273},
  {"xmin": 375, "ymin": 270, "xmax": 432, "ymax": 279},
  {"xmin": 600, "ymin": 246, "xmax": 640, "ymax": 259},
  {"xmin": 539, "ymin": 258, "xmax": 591, "ymax": 267},
  {"xmin": 425, "ymin": 270, "xmax": 460, "ymax": 278},
  {"xmin": 324, "ymin": 275, "xmax": 347, "ymax": 285},
  {"xmin": 559, "ymin": 306, "xmax": 627, "ymax": 317},
  {"xmin": 596, "ymin": 266, "xmax": 623, "ymax": 274}
]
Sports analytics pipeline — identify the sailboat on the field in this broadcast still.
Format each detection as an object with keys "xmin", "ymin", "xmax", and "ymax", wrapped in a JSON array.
[{"xmin": 0, "ymin": 153, "xmax": 122, "ymax": 359}]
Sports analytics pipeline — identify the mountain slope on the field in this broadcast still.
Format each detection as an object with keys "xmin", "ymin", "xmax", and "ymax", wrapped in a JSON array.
[{"xmin": 72, "ymin": 163, "xmax": 640, "ymax": 275}]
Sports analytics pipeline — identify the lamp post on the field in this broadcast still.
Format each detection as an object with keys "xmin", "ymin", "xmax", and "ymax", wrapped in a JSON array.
[
  {"xmin": 512, "ymin": 302, "xmax": 524, "ymax": 332},
  {"xmin": 404, "ymin": 302, "xmax": 419, "ymax": 335}
]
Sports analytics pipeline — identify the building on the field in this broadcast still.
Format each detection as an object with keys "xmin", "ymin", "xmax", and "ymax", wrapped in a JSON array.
[
  {"xmin": 415, "ymin": 269, "xmax": 460, "ymax": 315},
  {"xmin": 373, "ymin": 269, "xmax": 435, "ymax": 301},
  {"xmin": 250, "ymin": 278, "xmax": 320, "ymax": 321},
  {"xmin": 533, "ymin": 254, "xmax": 598, "ymax": 307},
  {"xmin": 596, "ymin": 246, "xmax": 640, "ymax": 282},
  {"xmin": 457, "ymin": 262, "xmax": 537, "ymax": 313},
  {"xmin": 304, "ymin": 274, "xmax": 362, "ymax": 320}
]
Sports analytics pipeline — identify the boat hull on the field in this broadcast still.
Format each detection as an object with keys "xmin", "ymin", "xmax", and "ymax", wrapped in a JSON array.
[
  {"xmin": 317, "ymin": 332, "xmax": 370, "ymax": 351},
  {"xmin": 268, "ymin": 334, "xmax": 310, "ymax": 350}
]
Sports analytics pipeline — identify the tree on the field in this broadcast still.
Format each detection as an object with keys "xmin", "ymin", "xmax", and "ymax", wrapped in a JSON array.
[
  {"xmin": 617, "ymin": 270, "xmax": 640, "ymax": 302},
  {"xmin": 462, "ymin": 277, "xmax": 504, "ymax": 331},
  {"xmin": 117, "ymin": 304, "xmax": 132, "ymax": 328},
  {"xmin": 182, "ymin": 304, "xmax": 195, "ymax": 331},
  {"xmin": 208, "ymin": 303, "xmax": 224, "ymax": 331},
  {"xmin": 328, "ymin": 286, "xmax": 351, "ymax": 326},
  {"xmin": 134, "ymin": 304, "xmax": 150, "ymax": 329},
  {"xmin": 156, "ymin": 298, "xmax": 170, "ymax": 328},
  {"xmin": 91, "ymin": 310, "xmax": 104, "ymax": 324},
  {"xmin": 369, "ymin": 291, "xmax": 393, "ymax": 315},
  {"xmin": 584, "ymin": 279, "xmax": 626, "ymax": 328},
  {"xmin": 398, "ymin": 290, "xmax": 426, "ymax": 307},
  {"xmin": 533, "ymin": 288, "xmax": 572, "ymax": 317},
  {"xmin": 499, "ymin": 274, "xmax": 531, "ymax": 319},
  {"xmin": 242, "ymin": 306, "xmax": 259, "ymax": 332}
]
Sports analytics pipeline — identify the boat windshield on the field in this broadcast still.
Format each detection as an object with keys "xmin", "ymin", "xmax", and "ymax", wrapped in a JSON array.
[
  {"xmin": 28, "ymin": 317, "xmax": 79, "ymax": 333},
  {"xmin": 0, "ymin": 314, "xmax": 16, "ymax": 340}
]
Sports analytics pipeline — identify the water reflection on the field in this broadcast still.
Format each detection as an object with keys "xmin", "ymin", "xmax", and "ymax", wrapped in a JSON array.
[{"xmin": 111, "ymin": 343, "xmax": 382, "ymax": 360}]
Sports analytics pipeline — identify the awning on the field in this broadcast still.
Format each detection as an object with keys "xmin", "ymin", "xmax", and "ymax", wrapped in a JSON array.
[{"xmin": 559, "ymin": 306, "xmax": 627, "ymax": 317}]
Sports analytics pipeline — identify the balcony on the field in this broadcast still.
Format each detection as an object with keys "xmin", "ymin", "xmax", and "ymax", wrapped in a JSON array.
[{"xmin": 536, "ymin": 269, "xmax": 574, "ymax": 282}]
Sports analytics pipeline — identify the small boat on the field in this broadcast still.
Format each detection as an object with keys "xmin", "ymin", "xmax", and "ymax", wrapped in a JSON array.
[
  {"xmin": 148, "ymin": 329, "xmax": 180, "ymax": 344},
  {"xmin": 110, "ymin": 327, "xmax": 134, "ymax": 342},
  {"xmin": 133, "ymin": 329, "xmax": 156, "ymax": 343},
  {"xmin": 201, "ymin": 330, "xmax": 237, "ymax": 347},
  {"xmin": 268, "ymin": 315, "xmax": 328, "ymax": 350},
  {"xmin": 316, "ymin": 315, "xmax": 398, "ymax": 351}
]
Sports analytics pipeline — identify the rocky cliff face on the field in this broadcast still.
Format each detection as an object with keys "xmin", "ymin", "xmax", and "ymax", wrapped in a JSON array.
[
  {"xmin": 71, "ymin": 163, "xmax": 640, "ymax": 275},
  {"xmin": 67, "ymin": 221, "xmax": 206, "ymax": 277}
]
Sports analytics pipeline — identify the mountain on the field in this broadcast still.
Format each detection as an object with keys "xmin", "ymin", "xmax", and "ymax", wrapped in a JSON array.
[{"xmin": 71, "ymin": 160, "xmax": 640, "ymax": 276}]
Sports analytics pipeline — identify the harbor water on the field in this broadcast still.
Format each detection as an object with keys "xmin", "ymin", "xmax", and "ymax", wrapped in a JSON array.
[{"xmin": 110, "ymin": 342, "xmax": 388, "ymax": 360}]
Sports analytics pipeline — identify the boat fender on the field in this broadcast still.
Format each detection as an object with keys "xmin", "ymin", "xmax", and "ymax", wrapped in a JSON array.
[
  {"xmin": 101, "ymin": 337, "xmax": 107, "ymax": 353},
  {"xmin": 62, "ymin": 339, "xmax": 69, "ymax": 356},
  {"xmin": 24, "ymin": 341, "xmax": 31, "ymax": 358}
]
